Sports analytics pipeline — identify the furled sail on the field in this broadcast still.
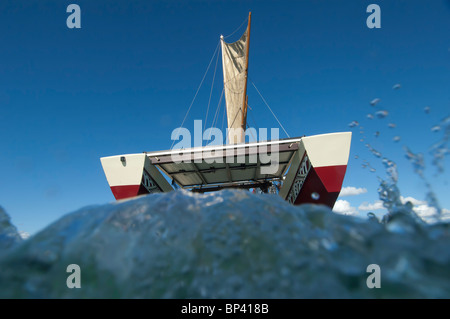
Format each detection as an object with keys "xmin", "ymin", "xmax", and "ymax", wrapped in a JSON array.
[{"xmin": 220, "ymin": 13, "xmax": 251, "ymax": 144}]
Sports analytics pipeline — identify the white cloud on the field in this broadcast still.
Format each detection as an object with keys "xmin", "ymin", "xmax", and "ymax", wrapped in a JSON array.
[
  {"xmin": 332, "ymin": 194, "xmax": 450, "ymax": 223},
  {"xmin": 401, "ymin": 196, "xmax": 434, "ymax": 219},
  {"xmin": 358, "ymin": 200, "xmax": 384, "ymax": 211},
  {"xmin": 413, "ymin": 204, "xmax": 438, "ymax": 219},
  {"xmin": 354, "ymin": 195, "xmax": 449, "ymax": 223},
  {"xmin": 441, "ymin": 209, "xmax": 450, "ymax": 222},
  {"xmin": 333, "ymin": 199, "xmax": 359, "ymax": 216},
  {"xmin": 400, "ymin": 196, "xmax": 450, "ymax": 223},
  {"xmin": 339, "ymin": 187, "xmax": 368, "ymax": 197},
  {"xmin": 400, "ymin": 196, "xmax": 426, "ymax": 206}
]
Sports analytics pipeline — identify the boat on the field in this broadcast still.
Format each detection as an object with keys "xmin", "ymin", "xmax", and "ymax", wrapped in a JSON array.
[{"xmin": 100, "ymin": 13, "xmax": 352, "ymax": 209}]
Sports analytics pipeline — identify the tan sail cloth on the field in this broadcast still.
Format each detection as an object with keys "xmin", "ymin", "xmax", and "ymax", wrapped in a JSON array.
[{"xmin": 221, "ymin": 27, "xmax": 249, "ymax": 144}]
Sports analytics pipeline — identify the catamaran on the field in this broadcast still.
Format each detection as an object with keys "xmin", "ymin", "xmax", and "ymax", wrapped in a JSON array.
[{"xmin": 100, "ymin": 13, "xmax": 352, "ymax": 208}]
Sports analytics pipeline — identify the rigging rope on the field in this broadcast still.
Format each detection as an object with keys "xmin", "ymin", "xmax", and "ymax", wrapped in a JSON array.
[
  {"xmin": 220, "ymin": 99, "xmax": 226, "ymax": 143},
  {"xmin": 250, "ymin": 79, "xmax": 291, "ymax": 138},
  {"xmin": 246, "ymin": 103, "xmax": 259, "ymax": 142},
  {"xmin": 171, "ymin": 40, "xmax": 221, "ymax": 149},
  {"xmin": 228, "ymin": 105, "xmax": 243, "ymax": 130},
  {"xmin": 223, "ymin": 16, "xmax": 249, "ymax": 40},
  {"xmin": 211, "ymin": 88, "xmax": 225, "ymax": 129},
  {"xmin": 203, "ymin": 42, "xmax": 221, "ymax": 132},
  {"xmin": 206, "ymin": 87, "xmax": 225, "ymax": 141}
]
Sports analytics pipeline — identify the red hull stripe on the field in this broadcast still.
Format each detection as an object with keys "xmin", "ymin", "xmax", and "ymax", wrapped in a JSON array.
[
  {"xmin": 110, "ymin": 165, "xmax": 347, "ymax": 209},
  {"xmin": 293, "ymin": 165, "xmax": 344, "ymax": 208},
  {"xmin": 314, "ymin": 165, "xmax": 347, "ymax": 193},
  {"xmin": 110, "ymin": 184, "xmax": 149, "ymax": 200}
]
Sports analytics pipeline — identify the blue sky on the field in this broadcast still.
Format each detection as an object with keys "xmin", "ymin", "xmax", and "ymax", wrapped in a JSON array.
[{"xmin": 0, "ymin": 0, "xmax": 449, "ymax": 235}]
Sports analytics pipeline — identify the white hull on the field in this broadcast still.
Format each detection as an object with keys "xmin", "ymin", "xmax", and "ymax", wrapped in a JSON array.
[{"xmin": 100, "ymin": 132, "xmax": 352, "ymax": 208}]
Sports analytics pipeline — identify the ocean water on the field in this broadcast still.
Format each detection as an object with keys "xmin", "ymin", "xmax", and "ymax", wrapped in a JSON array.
[{"xmin": 1, "ymin": 187, "xmax": 450, "ymax": 298}]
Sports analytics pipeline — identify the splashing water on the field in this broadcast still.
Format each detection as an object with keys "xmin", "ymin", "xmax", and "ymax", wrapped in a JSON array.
[
  {"xmin": 348, "ymin": 120, "xmax": 359, "ymax": 128},
  {"xmin": 404, "ymin": 147, "xmax": 426, "ymax": 178},
  {"xmin": 388, "ymin": 123, "xmax": 396, "ymax": 129},
  {"xmin": 375, "ymin": 110, "xmax": 389, "ymax": 119},
  {"xmin": 349, "ymin": 87, "xmax": 447, "ymax": 226},
  {"xmin": 361, "ymin": 160, "xmax": 376, "ymax": 173},
  {"xmin": 396, "ymin": 116, "xmax": 449, "ymax": 220},
  {"xmin": 365, "ymin": 143, "xmax": 382, "ymax": 158},
  {"xmin": 375, "ymin": 155, "xmax": 428, "ymax": 227},
  {"xmin": 370, "ymin": 98, "xmax": 381, "ymax": 106},
  {"xmin": 377, "ymin": 178, "xmax": 402, "ymax": 214},
  {"xmin": 429, "ymin": 116, "xmax": 450, "ymax": 174},
  {"xmin": 377, "ymin": 156, "xmax": 403, "ymax": 222},
  {"xmin": 371, "ymin": 140, "xmax": 444, "ymax": 222},
  {"xmin": 431, "ymin": 125, "xmax": 441, "ymax": 132},
  {"xmin": 430, "ymin": 143, "xmax": 449, "ymax": 174},
  {"xmin": 381, "ymin": 158, "xmax": 398, "ymax": 183}
]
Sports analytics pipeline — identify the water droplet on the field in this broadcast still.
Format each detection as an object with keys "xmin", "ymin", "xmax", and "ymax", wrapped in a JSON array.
[
  {"xmin": 424, "ymin": 106, "xmax": 431, "ymax": 114},
  {"xmin": 367, "ymin": 212, "xmax": 379, "ymax": 222},
  {"xmin": 429, "ymin": 116, "xmax": 450, "ymax": 174},
  {"xmin": 374, "ymin": 131, "xmax": 380, "ymax": 138},
  {"xmin": 403, "ymin": 146, "xmax": 425, "ymax": 177},
  {"xmin": 311, "ymin": 192, "xmax": 320, "ymax": 200},
  {"xmin": 392, "ymin": 84, "xmax": 401, "ymax": 90},
  {"xmin": 365, "ymin": 143, "xmax": 382, "ymax": 158},
  {"xmin": 382, "ymin": 158, "xmax": 398, "ymax": 183},
  {"xmin": 375, "ymin": 110, "xmax": 389, "ymax": 119},
  {"xmin": 370, "ymin": 98, "xmax": 381, "ymax": 106},
  {"xmin": 393, "ymin": 136, "xmax": 401, "ymax": 142},
  {"xmin": 348, "ymin": 120, "xmax": 359, "ymax": 128},
  {"xmin": 354, "ymin": 155, "xmax": 359, "ymax": 159},
  {"xmin": 431, "ymin": 125, "xmax": 441, "ymax": 132},
  {"xmin": 367, "ymin": 113, "xmax": 374, "ymax": 119},
  {"xmin": 388, "ymin": 123, "xmax": 396, "ymax": 128}
]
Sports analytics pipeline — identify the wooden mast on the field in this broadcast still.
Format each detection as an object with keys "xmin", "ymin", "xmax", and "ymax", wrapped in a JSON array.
[{"xmin": 240, "ymin": 12, "xmax": 251, "ymax": 141}]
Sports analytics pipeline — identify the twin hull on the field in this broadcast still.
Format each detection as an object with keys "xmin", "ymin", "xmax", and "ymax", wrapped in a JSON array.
[{"xmin": 100, "ymin": 132, "xmax": 352, "ymax": 208}]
